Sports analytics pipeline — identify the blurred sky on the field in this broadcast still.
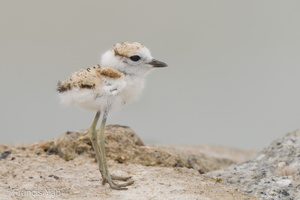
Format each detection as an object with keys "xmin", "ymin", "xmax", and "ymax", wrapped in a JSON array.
[{"xmin": 1, "ymin": 1, "xmax": 299, "ymax": 149}]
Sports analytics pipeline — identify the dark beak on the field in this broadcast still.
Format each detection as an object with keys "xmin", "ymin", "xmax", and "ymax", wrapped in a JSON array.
[{"xmin": 148, "ymin": 59, "xmax": 168, "ymax": 68}]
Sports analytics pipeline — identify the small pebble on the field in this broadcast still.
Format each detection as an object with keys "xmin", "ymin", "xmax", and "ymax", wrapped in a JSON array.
[{"xmin": 0, "ymin": 151, "xmax": 11, "ymax": 159}]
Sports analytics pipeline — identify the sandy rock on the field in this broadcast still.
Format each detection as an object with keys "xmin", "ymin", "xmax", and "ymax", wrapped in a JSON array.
[
  {"xmin": 207, "ymin": 130, "xmax": 300, "ymax": 200},
  {"xmin": 0, "ymin": 125, "xmax": 258, "ymax": 199},
  {"xmin": 0, "ymin": 147, "xmax": 256, "ymax": 200},
  {"xmin": 37, "ymin": 125, "xmax": 256, "ymax": 173}
]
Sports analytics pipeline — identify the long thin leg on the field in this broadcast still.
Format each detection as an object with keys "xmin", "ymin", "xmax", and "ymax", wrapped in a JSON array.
[
  {"xmin": 88, "ymin": 111, "xmax": 104, "ymax": 176},
  {"xmin": 96, "ymin": 110, "xmax": 134, "ymax": 190},
  {"xmin": 88, "ymin": 111, "xmax": 132, "ymax": 189}
]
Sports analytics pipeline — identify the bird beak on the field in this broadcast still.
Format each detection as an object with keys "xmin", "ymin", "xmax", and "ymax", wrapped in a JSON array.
[{"xmin": 148, "ymin": 59, "xmax": 168, "ymax": 68}]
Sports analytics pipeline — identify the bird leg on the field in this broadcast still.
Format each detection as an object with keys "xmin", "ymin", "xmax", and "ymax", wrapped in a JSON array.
[
  {"xmin": 97, "ymin": 110, "xmax": 134, "ymax": 190},
  {"xmin": 89, "ymin": 111, "xmax": 134, "ymax": 190},
  {"xmin": 88, "ymin": 111, "xmax": 104, "ymax": 177}
]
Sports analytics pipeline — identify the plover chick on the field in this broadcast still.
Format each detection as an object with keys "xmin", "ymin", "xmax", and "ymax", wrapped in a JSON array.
[{"xmin": 57, "ymin": 42, "xmax": 168, "ymax": 190}]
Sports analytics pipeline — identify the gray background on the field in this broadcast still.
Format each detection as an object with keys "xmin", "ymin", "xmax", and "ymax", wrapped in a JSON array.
[{"xmin": 1, "ymin": 1, "xmax": 299, "ymax": 149}]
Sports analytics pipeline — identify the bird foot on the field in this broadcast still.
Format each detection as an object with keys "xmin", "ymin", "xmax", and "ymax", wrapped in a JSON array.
[
  {"xmin": 102, "ymin": 174, "xmax": 134, "ymax": 190},
  {"xmin": 111, "ymin": 174, "xmax": 132, "ymax": 181}
]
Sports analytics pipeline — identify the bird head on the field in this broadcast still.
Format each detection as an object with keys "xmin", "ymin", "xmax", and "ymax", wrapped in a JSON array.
[{"xmin": 100, "ymin": 42, "xmax": 167, "ymax": 76}]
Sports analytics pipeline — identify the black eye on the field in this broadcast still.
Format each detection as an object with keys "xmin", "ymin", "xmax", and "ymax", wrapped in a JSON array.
[{"xmin": 129, "ymin": 55, "xmax": 141, "ymax": 62}]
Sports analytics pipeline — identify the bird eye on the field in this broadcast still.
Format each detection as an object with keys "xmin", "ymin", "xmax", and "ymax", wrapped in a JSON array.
[{"xmin": 129, "ymin": 55, "xmax": 141, "ymax": 62}]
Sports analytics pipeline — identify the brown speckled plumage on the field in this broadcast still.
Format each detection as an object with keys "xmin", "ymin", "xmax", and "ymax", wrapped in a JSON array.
[
  {"xmin": 114, "ymin": 42, "xmax": 144, "ymax": 58},
  {"xmin": 100, "ymin": 68, "xmax": 122, "ymax": 79},
  {"xmin": 57, "ymin": 65, "xmax": 122, "ymax": 93}
]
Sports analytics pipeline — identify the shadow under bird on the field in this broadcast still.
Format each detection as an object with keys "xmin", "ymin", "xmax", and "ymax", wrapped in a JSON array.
[{"xmin": 57, "ymin": 42, "xmax": 168, "ymax": 190}]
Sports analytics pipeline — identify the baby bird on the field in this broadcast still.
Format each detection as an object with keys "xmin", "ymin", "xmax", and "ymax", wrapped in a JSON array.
[{"xmin": 57, "ymin": 42, "xmax": 168, "ymax": 190}]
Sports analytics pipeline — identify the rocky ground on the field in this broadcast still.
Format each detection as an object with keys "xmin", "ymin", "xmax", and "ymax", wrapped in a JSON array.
[
  {"xmin": 1, "ymin": 125, "xmax": 298, "ymax": 199},
  {"xmin": 207, "ymin": 130, "xmax": 300, "ymax": 200}
]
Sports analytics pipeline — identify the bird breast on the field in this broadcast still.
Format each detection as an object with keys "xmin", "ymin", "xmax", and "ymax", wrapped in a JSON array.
[{"xmin": 119, "ymin": 75, "xmax": 145, "ymax": 104}]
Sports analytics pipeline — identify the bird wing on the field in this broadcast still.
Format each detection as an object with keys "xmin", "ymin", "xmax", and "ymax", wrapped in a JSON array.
[{"xmin": 57, "ymin": 65, "xmax": 126, "ymax": 96}]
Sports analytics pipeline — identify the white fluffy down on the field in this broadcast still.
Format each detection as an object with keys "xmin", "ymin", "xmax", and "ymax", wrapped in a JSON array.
[
  {"xmin": 59, "ymin": 75, "xmax": 146, "ymax": 112},
  {"xmin": 59, "ymin": 88, "xmax": 109, "ymax": 111}
]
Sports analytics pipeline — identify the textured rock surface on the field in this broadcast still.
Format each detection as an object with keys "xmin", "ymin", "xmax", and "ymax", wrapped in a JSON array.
[
  {"xmin": 37, "ymin": 125, "xmax": 256, "ymax": 173},
  {"xmin": 207, "ymin": 130, "xmax": 300, "ymax": 200},
  {"xmin": 0, "ymin": 153, "xmax": 256, "ymax": 200},
  {"xmin": 0, "ymin": 125, "xmax": 258, "ymax": 200}
]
